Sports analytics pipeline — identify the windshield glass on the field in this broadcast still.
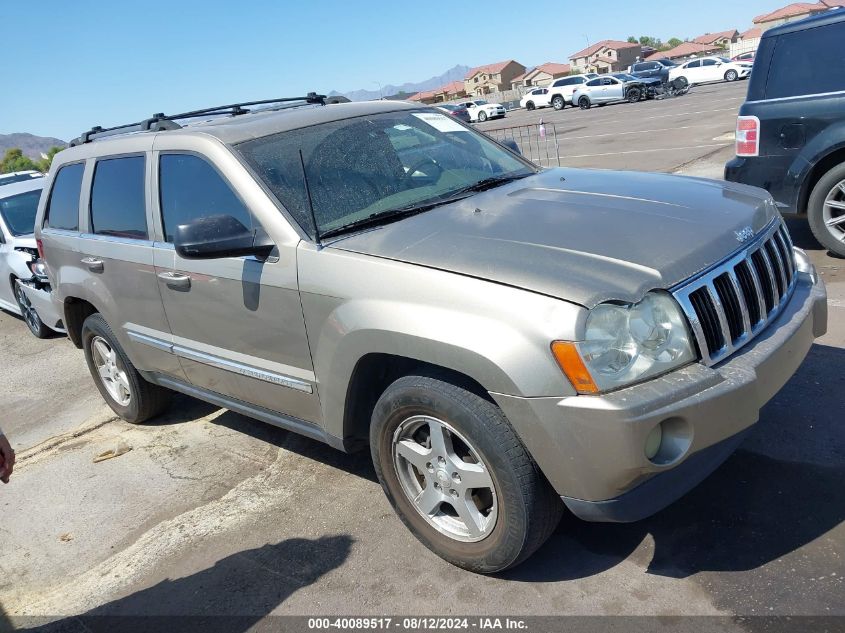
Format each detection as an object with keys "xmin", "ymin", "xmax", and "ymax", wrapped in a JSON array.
[
  {"xmin": 718, "ymin": 57, "xmax": 731, "ymax": 63},
  {"xmin": 656, "ymin": 59, "xmax": 676, "ymax": 67},
  {"xmin": 0, "ymin": 189, "xmax": 41, "ymax": 236},
  {"xmin": 473, "ymin": 100, "xmax": 488, "ymax": 105},
  {"xmin": 613, "ymin": 73, "xmax": 637, "ymax": 81},
  {"xmin": 237, "ymin": 110, "xmax": 534, "ymax": 239}
]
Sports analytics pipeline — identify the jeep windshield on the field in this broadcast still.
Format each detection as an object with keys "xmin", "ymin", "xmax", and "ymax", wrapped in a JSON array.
[{"xmin": 237, "ymin": 110, "xmax": 534, "ymax": 239}]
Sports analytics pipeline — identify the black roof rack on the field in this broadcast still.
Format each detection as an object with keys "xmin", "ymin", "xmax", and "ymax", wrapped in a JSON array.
[{"xmin": 70, "ymin": 93, "xmax": 327, "ymax": 146}]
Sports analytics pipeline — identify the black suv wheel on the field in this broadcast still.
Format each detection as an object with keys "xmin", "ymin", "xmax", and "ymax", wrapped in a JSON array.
[
  {"xmin": 370, "ymin": 375, "xmax": 562, "ymax": 573},
  {"xmin": 808, "ymin": 162, "xmax": 845, "ymax": 257}
]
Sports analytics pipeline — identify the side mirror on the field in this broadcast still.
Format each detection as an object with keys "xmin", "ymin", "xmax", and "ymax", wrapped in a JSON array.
[
  {"xmin": 501, "ymin": 139, "xmax": 521, "ymax": 155},
  {"xmin": 175, "ymin": 214, "xmax": 275, "ymax": 260}
]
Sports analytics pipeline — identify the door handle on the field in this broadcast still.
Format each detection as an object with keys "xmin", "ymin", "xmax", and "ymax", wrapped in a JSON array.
[
  {"xmin": 157, "ymin": 271, "xmax": 191, "ymax": 289},
  {"xmin": 81, "ymin": 257, "xmax": 104, "ymax": 272}
]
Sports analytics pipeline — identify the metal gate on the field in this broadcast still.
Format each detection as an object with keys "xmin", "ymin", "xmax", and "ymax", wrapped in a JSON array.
[{"xmin": 482, "ymin": 120, "xmax": 563, "ymax": 167}]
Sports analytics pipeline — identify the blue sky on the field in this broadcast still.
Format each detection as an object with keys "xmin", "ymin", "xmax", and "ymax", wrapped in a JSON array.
[{"xmin": 3, "ymin": 0, "xmax": 779, "ymax": 140}]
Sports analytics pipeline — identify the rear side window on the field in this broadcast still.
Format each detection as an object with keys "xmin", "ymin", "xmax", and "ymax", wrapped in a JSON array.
[
  {"xmin": 159, "ymin": 154, "xmax": 252, "ymax": 243},
  {"xmin": 44, "ymin": 163, "xmax": 84, "ymax": 231},
  {"xmin": 90, "ymin": 156, "xmax": 148, "ymax": 239},
  {"xmin": 765, "ymin": 22, "xmax": 845, "ymax": 99}
]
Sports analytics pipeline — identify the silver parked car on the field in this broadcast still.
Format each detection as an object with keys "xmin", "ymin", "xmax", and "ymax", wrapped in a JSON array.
[
  {"xmin": 0, "ymin": 177, "xmax": 64, "ymax": 337},
  {"xmin": 571, "ymin": 75, "xmax": 645, "ymax": 109},
  {"xmin": 36, "ymin": 96, "xmax": 827, "ymax": 573}
]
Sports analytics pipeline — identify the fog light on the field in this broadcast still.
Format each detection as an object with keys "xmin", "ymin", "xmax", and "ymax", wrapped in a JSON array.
[{"xmin": 644, "ymin": 423, "xmax": 663, "ymax": 460}]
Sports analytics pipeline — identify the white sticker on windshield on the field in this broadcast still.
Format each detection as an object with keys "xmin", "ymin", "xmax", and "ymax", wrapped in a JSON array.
[{"xmin": 412, "ymin": 112, "xmax": 466, "ymax": 133}]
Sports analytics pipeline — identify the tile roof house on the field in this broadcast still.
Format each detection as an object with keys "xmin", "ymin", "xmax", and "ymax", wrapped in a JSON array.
[
  {"xmin": 407, "ymin": 89, "xmax": 438, "ymax": 104},
  {"xmin": 645, "ymin": 41, "xmax": 724, "ymax": 61},
  {"xmin": 511, "ymin": 62, "xmax": 572, "ymax": 89},
  {"xmin": 464, "ymin": 60, "xmax": 527, "ymax": 96},
  {"xmin": 569, "ymin": 40, "xmax": 642, "ymax": 73},
  {"xmin": 407, "ymin": 80, "xmax": 468, "ymax": 104},
  {"xmin": 739, "ymin": 26, "xmax": 763, "ymax": 39},
  {"xmin": 753, "ymin": 0, "xmax": 845, "ymax": 28},
  {"xmin": 692, "ymin": 29, "xmax": 739, "ymax": 47}
]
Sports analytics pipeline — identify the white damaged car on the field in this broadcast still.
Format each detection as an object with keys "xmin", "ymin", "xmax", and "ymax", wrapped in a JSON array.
[
  {"xmin": 457, "ymin": 99, "xmax": 507, "ymax": 122},
  {"xmin": 0, "ymin": 177, "xmax": 64, "ymax": 337}
]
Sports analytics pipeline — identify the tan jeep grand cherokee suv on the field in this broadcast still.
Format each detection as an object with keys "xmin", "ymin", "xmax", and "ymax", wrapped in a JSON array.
[{"xmin": 35, "ymin": 95, "xmax": 827, "ymax": 572}]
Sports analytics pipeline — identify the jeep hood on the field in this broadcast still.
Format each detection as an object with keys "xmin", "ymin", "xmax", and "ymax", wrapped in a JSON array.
[{"xmin": 329, "ymin": 168, "xmax": 778, "ymax": 307}]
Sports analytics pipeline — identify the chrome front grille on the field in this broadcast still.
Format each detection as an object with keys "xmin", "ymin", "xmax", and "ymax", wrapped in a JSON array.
[{"xmin": 673, "ymin": 221, "xmax": 797, "ymax": 366}]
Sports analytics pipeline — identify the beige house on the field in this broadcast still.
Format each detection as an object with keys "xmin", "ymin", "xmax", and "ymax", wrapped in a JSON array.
[
  {"xmin": 730, "ymin": 26, "xmax": 763, "ymax": 57},
  {"xmin": 569, "ymin": 40, "xmax": 641, "ymax": 73},
  {"xmin": 464, "ymin": 60, "xmax": 527, "ymax": 96},
  {"xmin": 433, "ymin": 80, "xmax": 467, "ymax": 102},
  {"xmin": 692, "ymin": 29, "xmax": 739, "ymax": 48},
  {"xmin": 753, "ymin": 0, "xmax": 844, "ymax": 29},
  {"xmin": 511, "ymin": 62, "xmax": 571, "ymax": 89}
]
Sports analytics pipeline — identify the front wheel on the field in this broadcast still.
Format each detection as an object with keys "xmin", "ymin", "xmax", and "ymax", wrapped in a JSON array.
[
  {"xmin": 525, "ymin": 101, "xmax": 535, "ymax": 111},
  {"xmin": 551, "ymin": 96, "xmax": 565, "ymax": 110},
  {"xmin": 578, "ymin": 96, "xmax": 591, "ymax": 110},
  {"xmin": 370, "ymin": 375, "xmax": 562, "ymax": 573},
  {"xmin": 724, "ymin": 69, "xmax": 738, "ymax": 82},
  {"xmin": 807, "ymin": 162, "xmax": 845, "ymax": 257},
  {"xmin": 82, "ymin": 313, "xmax": 172, "ymax": 423},
  {"xmin": 477, "ymin": 111, "xmax": 488, "ymax": 122},
  {"xmin": 14, "ymin": 281, "xmax": 50, "ymax": 338},
  {"xmin": 626, "ymin": 87, "xmax": 642, "ymax": 103}
]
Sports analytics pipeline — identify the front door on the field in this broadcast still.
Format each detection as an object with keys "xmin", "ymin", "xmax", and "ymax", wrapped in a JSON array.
[{"xmin": 152, "ymin": 151, "xmax": 321, "ymax": 424}]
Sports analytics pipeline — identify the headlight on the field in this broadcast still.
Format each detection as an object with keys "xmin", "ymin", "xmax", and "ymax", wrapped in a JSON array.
[{"xmin": 552, "ymin": 291, "xmax": 696, "ymax": 393}]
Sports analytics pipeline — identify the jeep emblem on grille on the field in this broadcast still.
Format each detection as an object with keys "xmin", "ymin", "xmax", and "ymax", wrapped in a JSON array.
[{"xmin": 735, "ymin": 226, "xmax": 755, "ymax": 243}]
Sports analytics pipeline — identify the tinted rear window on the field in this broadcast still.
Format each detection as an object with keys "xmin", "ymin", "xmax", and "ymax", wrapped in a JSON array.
[
  {"xmin": 0, "ymin": 189, "xmax": 42, "ymax": 236},
  {"xmin": 90, "ymin": 156, "xmax": 148, "ymax": 239},
  {"xmin": 765, "ymin": 21, "xmax": 845, "ymax": 99},
  {"xmin": 44, "ymin": 163, "xmax": 84, "ymax": 231}
]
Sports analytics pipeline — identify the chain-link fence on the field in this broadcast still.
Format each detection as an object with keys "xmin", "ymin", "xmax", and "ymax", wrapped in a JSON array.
[{"xmin": 482, "ymin": 120, "xmax": 563, "ymax": 167}]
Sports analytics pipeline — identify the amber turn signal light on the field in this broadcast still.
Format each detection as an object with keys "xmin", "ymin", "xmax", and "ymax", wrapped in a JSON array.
[{"xmin": 551, "ymin": 341, "xmax": 599, "ymax": 395}]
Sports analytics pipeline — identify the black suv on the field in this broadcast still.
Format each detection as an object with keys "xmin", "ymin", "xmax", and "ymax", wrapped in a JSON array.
[{"xmin": 725, "ymin": 9, "xmax": 845, "ymax": 256}]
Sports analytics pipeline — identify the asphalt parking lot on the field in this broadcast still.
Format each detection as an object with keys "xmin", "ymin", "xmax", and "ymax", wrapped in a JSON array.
[{"xmin": 1, "ymin": 79, "xmax": 843, "ymax": 628}]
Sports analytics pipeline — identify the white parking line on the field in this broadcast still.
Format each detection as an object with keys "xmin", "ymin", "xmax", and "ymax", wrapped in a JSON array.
[
  {"xmin": 565, "ymin": 143, "xmax": 730, "ymax": 159},
  {"xmin": 640, "ymin": 106, "xmax": 742, "ymax": 121}
]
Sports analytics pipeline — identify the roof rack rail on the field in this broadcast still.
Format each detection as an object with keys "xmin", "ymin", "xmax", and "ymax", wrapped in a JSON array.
[{"xmin": 70, "ymin": 93, "xmax": 327, "ymax": 147}]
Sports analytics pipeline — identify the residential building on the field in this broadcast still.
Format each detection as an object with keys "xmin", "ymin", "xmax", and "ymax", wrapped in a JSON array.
[
  {"xmin": 730, "ymin": 27, "xmax": 763, "ymax": 57},
  {"xmin": 464, "ymin": 60, "xmax": 527, "ymax": 96},
  {"xmin": 692, "ymin": 29, "xmax": 739, "ymax": 48},
  {"xmin": 569, "ymin": 40, "xmax": 642, "ymax": 73},
  {"xmin": 753, "ymin": 0, "xmax": 845, "ymax": 30},
  {"xmin": 645, "ymin": 41, "xmax": 724, "ymax": 61},
  {"xmin": 432, "ymin": 80, "xmax": 467, "ymax": 102},
  {"xmin": 511, "ymin": 62, "xmax": 571, "ymax": 89},
  {"xmin": 407, "ymin": 89, "xmax": 438, "ymax": 105}
]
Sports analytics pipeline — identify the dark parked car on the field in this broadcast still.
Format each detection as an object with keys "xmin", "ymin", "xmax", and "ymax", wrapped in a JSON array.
[
  {"xmin": 435, "ymin": 103, "xmax": 471, "ymax": 123},
  {"xmin": 725, "ymin": 9, "xmax": 845, "ymax": 256},
  {"xmin": 611, "ymin": 72, "xmax": 661, "ymax": 98},
  {"xmin": 628, "ymin": 58, "xmax": 677, "ymax": 83}
]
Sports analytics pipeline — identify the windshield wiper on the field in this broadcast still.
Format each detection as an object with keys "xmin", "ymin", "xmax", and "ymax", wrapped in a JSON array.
[{"xmin": 445, "ymin": 172, "xmax": 532, "ymax": 198}]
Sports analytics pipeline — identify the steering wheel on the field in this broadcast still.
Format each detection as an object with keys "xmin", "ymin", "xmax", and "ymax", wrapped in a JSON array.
[{"xmin": 403, "ymin": 157, "xmax": 444, "ymax": 183}]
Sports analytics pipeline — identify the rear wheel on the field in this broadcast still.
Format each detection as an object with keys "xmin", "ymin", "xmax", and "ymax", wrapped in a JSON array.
[
  {"xmin": 13, "ymin": 281, "xmax": 50, "ymax": 339},
  {"xmin": 370, "ymin": 375, "xmax": 562, "ymax": 573},
  {"xmin": 724, "ymin": 69, "xmax": 738, "ymax": 82},
  {"xmin": 578, "ymin": 96, "xmax": 591, "ymax": 110},
  {"xmin": 551, "ymin": 96, "xmax": 565, "ymax": 110},
  {"xmin": 82, "ymin": 313, "xmax": 172, "ymax": 423},
  {"xmin": 477, "ymin": 111, "xmax": 488, "ymax": 122},
  {"xmin": 808, "ymin": 162, "xmax": 845, "ymax": 257},
  {"xmin": 525, "ymin": 101, "xmax": 535, "ymax": 111}
]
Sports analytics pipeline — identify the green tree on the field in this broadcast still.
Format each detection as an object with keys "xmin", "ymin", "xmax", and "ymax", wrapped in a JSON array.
[
  {"xmin": 0, "ymin": 148, "xmax": 38, "ymax": 174},
  {"xmin": 36, "ymin": 146, "xmax": 63, "ymax": 173},
  {"xmin": 666, "ymin": 37, "xmax": 683, "ymax": 48},
  {"xmin": 627, "ymin": 36, "xmax": 638, "ymax": 43},
  {"xmin": 638, "ymin": 35, "xmax": 663, "ymax": 49}
]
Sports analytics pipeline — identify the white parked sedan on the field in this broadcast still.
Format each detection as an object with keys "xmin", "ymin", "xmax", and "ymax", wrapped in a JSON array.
[
  {"xmin": 457, "ymin": 99, "xmax": 506, "ymax": 122},
  {"xmin": 519, "ymin": 87, "xmax": 551, "ymax": 111},
  {"xmin": 669, "ymin": 56, "xmax": 752, "ymax": 85}
]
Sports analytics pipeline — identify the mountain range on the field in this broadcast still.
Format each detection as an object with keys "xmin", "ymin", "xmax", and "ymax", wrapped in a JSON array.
[
  {"xmin": 330, "ymin": 64, "xmax": 471, "ymax": 101},
  {"xmin": 1, "ymin": 132, "xmax": 66, "ymax": 160}
]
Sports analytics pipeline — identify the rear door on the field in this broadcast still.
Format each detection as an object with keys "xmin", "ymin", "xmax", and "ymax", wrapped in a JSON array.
[
  {"xmin": 151, "ymin": 146, "xmax": 321, "ymax": 424},
  {"xmin": 77, "ymin": 148, "xmax": 183, "ymax": 378},
  {"xmin": 602, "ymin": 77, "xmax": 624, "ymax": 101},
  {"xmin": 700, "ymin": 58, "xmax": 721, "ymax": 82},
  {"xmin": 682, "ymin": 59, "xmax": 702, "ymax": 82}
]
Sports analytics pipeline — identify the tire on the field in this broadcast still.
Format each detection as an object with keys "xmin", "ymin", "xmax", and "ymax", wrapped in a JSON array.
[
  {"xmin": 13, "ymin": 280, "xmax": 50, "ymax": 339},
  {"xmin": 525, "ymin": 101, "xmax": 535, "ymax": 111},
  {"xmin": 478, "ymin": 111, "xmax": 488, "ymax": 122},
  {"xmin": 807, "ymin": 162, "xmax": 845, "ymax": 257},
  {"xmin": 578, "ymin": 96, "xmax": 591, "ymax": 110},
  {"xmin": 724, "ymin": 69, "xmax": 738, "ymax": 82},
  {"xmin": 551, "ymin": 96, "xmax": 565, "ymax": 110},
  {"xmin": 370, "ymin": 375, "xmax": 562, "ymax": 573},
  {"xmin": 626, "ymin": 87, "xmax": 642, "ymax": 103},
  {"xmin": 81, "ymin": 313, "xmax": 172, "ymax": 423}
]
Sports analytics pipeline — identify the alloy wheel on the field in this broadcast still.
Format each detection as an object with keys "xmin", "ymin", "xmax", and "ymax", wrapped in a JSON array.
[
  {"xmin": 91, "ymin": 336, "xmax": 132, "ymax": 406},
  {"xmin": 725, "ymin": 70, "xmax": 738, "ymax": 81},
  {"xmin": 15, "ymin": 283, "xmax": 42, "ymax": 335},
  {"xmin": 822, "ymin": 178, "xmax": 845, "ymax": 244},
  {"xmin": 392, "ymin": 415, "xmax": 498, "ymax": 542}
]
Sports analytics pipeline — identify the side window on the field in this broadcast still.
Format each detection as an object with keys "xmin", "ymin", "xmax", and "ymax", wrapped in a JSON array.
[
  {"xmin": 90, "ymin": 156, "xmax": 148, "ymax": 239},
  {"xmin": 586, "ymin": 78, "xmax": 601, "ymax": 87},
  {"xmin": 702, "ymin": 59, "xmax": 717, "ymax": 67},
  {"xmin": 766, "ymin": 22, "xmax": 845, "ymax": 99},
  {"xmin": 687, "ymin": 60, "xmax": 701, "ymax": 68},
  {"xmin": 44, "ymin": 163, "xmax": 84, "ymax": 231},
  {"xmin": 159, "ymin": 154, "xmax": 252, "ymax": 244}
]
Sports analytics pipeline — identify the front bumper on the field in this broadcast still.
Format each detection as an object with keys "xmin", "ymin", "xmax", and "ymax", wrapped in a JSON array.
[
  {"xmin": 16, "ymin": 280, "xmax": 65, "ymax": 331},
  {"xmin": 493, "ymin": 268, "xmax": 827, "ymax": 522}
]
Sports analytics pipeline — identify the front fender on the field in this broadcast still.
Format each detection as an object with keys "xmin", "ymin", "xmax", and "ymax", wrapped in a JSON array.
[{"xmin": 790, "ymin": 123, "xmax": 845, "ymax": 210}]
